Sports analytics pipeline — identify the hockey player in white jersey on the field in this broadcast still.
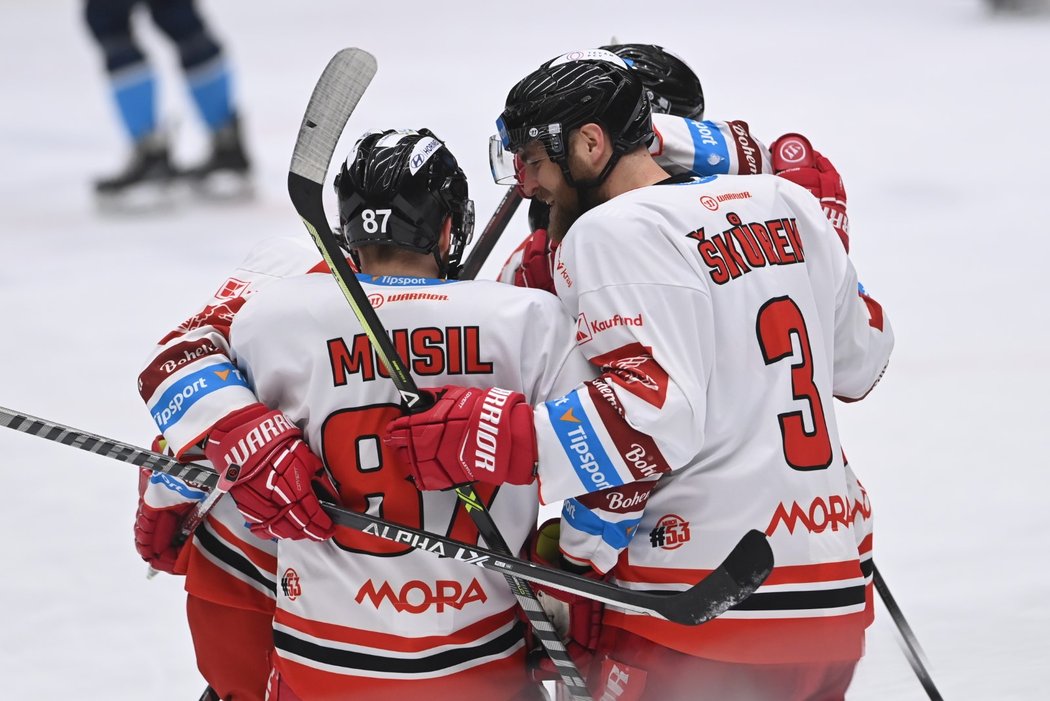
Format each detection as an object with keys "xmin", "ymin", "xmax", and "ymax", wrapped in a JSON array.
[
  {"xmin": 387, "ymin": 50, "xmax": 894, "ymax": 701},
  {"xmin": 499, "ymin": 44, "xmax": 875, "ymax": 692},
  {"xmin": 207, "ymin": 128, "xmax": 593, "ymax": 701},
  {"xmin": 136, "ymin": 236, "xmax": 333, "ymax": 700}
]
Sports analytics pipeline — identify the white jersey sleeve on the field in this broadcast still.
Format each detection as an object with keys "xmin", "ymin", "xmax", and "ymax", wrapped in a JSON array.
[
  {"xmin": 138, "ymin": 236, "xmax": 324, "ymax": 457},
  {"xmin": 651, "ymin": 113, "xmax": 772, "ymax": 177}
]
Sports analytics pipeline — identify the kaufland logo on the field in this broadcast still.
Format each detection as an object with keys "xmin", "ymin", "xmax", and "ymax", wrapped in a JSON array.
[
  {"xmin": 576, "ymin": 314, "xmax": 593, "ymax": 344},
  {"xmin": 590, "ymin": 313, "xmax": 644, "ymax": 334}
]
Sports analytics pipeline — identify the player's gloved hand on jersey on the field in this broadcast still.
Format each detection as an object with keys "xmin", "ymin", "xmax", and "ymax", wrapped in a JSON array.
[
  {"xmin": 524, "ymin": 519, "xmax": 603, "ymax": 682},
  {"xmin": 771, "ymin": 133, "xmax": 850, "ymax": 252},
  {"xmin": 133, "ymin": 436, "xmax": 197, "ymax": 575},
  {"xmin": 134, "ymin": 479, "xmax": 195, "ymax": 574},
  {"xmin": 205, "ymin": 403, "xmax": 337, "ymax": 541},
  {"xmin": 384, "ymin": 386, "xmax": 537, "ymax": 491}
]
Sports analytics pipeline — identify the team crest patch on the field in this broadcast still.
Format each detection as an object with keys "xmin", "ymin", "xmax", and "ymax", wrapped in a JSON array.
[{"xmin": 281, "ymin": 568, "xmax": 302, "ymax": 600}]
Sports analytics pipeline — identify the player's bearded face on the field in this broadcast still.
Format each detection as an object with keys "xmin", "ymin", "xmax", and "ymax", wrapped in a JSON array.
[{"xmin": 538, "ymin": 141, "xmax": 607, "ymax": 243}]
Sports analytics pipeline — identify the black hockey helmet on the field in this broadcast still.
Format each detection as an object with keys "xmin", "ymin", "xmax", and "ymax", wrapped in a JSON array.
[
  {"xmin": 602, "ymin": 43, "xmax": 705, "ymax": 121},
  {"xmin": 491, "ymin": 49, "xmax": 653, "ymax": 189},
  {"xmin": 336, "ymin": 128, "xmax": 474, "ymax": 278}
]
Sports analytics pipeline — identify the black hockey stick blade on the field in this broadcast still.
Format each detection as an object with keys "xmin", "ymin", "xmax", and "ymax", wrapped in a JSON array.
[
  {"xmin": 655, "ymin": 528, "xmax": 773, "ymax": 625},
  {"xmin": 458, "ymin": 185, "xmax": 523, "ymax": 280}
]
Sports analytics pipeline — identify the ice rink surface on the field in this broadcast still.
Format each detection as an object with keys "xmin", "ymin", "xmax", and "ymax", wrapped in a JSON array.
[{"xmin": 1, "ymin": 1, "xmax": 1047, "ymax": 698}]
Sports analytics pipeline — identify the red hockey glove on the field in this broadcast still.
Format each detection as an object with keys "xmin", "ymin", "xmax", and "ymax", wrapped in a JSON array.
[
  {"xmin": 525, "ymin": 519, "xmax": 602, "ymax": 682},
  {"xmin": 771, "ymin": 133, "xmax": 850, "ymax": 252},
  {"xmin": 205, "ymin": 403, "xmax": 337, "ymax": 541},
  {"xmin": 384, "ymin": 386, "xmax": 537, "ymax": 491},
  {"xmin": 134, "ymin": 468, "xmax": 194, "ymax": 575},
  {"xmin": 512, "ymin": 228, "xmax": 559, "ymax": 294}
]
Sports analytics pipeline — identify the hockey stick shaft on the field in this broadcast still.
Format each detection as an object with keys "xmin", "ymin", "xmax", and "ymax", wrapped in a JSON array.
[
  {"xmin": 0, "ymin": 402, "xmax": 757, "ymax": 620},
  {"xmin": 457, "ymin": 185, "xmax": 523, "ymax": 280},
  {"xmin": 287, "ymin": 49, "xmax": 590, "ymax": 699},
  {"xmin": 872, "ymin": 563, "xmax": 943, "ymax": 701}
]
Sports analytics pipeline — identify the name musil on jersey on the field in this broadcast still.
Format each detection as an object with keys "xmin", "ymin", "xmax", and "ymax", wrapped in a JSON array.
[
  {"xmin": 687, "ymin": 209, "xmax": 806, "ymax": 285},
  {"xmin": 328, "ymin": 326, "xmax": 493, "ymax": 384}
]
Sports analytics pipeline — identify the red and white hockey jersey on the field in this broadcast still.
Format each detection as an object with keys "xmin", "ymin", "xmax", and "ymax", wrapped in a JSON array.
[
  {"xmin": 532, "ymin": 173, "xmax": 893, "ymax": 664},
  {"xmin": 137, "ymin": 236, "xmax": 329, "ymax": 612},
  {"xmin": 226, "ymin": 273, "xmax": 593, "ymax": 700}
]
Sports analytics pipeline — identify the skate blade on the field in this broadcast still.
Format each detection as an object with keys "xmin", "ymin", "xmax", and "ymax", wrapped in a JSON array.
[
  {"xmin": 95, "ymin": 180, "xmax": 176, "ymax": 214},
  {"xmin": 188, "ymin": 171, "xmax": 255, "ymax": 203}
]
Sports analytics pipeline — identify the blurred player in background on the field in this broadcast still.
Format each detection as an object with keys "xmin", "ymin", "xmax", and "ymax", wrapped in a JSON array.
[{"xmin": 84, "ymin": 0, "xmax": 251, "ymax": 206}]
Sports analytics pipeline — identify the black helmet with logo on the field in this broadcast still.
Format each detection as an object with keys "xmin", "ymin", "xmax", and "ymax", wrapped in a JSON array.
[
  {"xmin": 336, "ymin": 128, "xmax": 474, "ymax": 278},
  {"xmin": 602, "ymin": 43, "xmax": 704, "ymax": 120},
  {"xmin": 493, "ymin": 49, "xmax": 653, "ymax": 188}
]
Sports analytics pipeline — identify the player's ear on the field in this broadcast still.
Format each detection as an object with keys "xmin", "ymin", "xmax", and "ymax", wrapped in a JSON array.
[{"xmin": 575, "ymin": 123, "xmax": 608, "ymax": 169}]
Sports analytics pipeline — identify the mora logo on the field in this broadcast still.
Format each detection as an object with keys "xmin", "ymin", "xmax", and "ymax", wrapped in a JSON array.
[
  {"xmin": 355, "ymin": 578, "xmax": 487, "ymax": 613},
  {"xmin": 281, "ymin": 569, "xmax": 302, "ymax": 600}
]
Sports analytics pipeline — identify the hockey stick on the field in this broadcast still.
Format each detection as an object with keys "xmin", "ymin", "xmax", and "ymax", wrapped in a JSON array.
[
  {"xmin": 457, "ymin": 185, "xmax": 523, "ymax": 280},
  {"xmin": 873, "ymin": 563, "xmax": 944, "ymax": 701},
  {"xmin": 286, "ymin": 49, "xmax": 592, "ymax": 699},
  {"xmin": 0, "ymin": 404, "xmax": 771, "ymax": 624}
]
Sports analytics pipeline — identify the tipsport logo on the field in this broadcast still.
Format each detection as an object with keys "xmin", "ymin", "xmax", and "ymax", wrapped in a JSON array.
[{"xmin": 546, "ymin": 392, "xmax": 622, "ymax": 492}]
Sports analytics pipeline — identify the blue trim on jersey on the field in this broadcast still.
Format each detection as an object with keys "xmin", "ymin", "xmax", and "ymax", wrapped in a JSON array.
[
  {"xmin": 151, "ymin": 362, "xmax": 249, "ymax": 432},
  {"xmin": 149, "ymin": 472, "xmax": 207, "ymax": 501},
  {"xmin": 563, "ymin": 498, "xmax": 640, "ymax": 550},
  {"xmin": 685, "ymin": 119, "xmax": 731, "ymax": 176},
  {"xmin": 545, "ymin": 391, "xmax": 623, "ymax": 492},
  {"xmin": 358, "ymin": 273, "xmax": 451, "ymax": 287}
]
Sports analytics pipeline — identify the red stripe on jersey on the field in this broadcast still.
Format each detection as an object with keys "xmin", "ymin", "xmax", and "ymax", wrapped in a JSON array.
[
  {"xmin": 275, "ymin": 648, "xmax": 531, "ymax": 701},
  {"xmin": 857, "ymin": 533, "xmax": 873, "ymax": 556},
  {"xmin": 603, "ymin": 608, "xmax": 867, "ymax": 664},
  {"xmin": 184, "ymin": 544, "xmax": 275, "ymax": 613},
  {"xmin": 274, "ymin": 606, "xmax": 518, "ymax": 653},
  {"xmin": 860, "ymin": 292, "xmax": 884, "ymax": 331},
  {"xmin": 614, "ymin": 558, "xmax": 864, "ymax": 588},
  {"xmin": 206, "ymin": 514, "xmax": 278, "ymax": 575}
]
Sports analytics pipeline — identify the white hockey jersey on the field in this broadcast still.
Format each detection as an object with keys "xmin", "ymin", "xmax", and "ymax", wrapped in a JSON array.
[
  {"xmin": 531, "ymin": 173, "xmax": 893, "ymax": 664},
  {"xmin": 498, "ymin": 113, "xmax": 771, "ymax": 284},
  {"xmin": 227, "ymin": 273, "xmax": 593, "ymax": 701},
  {"xmin": 138, "ymin": 237, "xmax": 328, "ymax": 611}
]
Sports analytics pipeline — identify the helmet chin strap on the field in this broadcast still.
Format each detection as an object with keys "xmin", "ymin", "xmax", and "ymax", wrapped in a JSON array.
[{"xmin": 556, "ymin": 144, "xmax": 624, "ymax": 205}]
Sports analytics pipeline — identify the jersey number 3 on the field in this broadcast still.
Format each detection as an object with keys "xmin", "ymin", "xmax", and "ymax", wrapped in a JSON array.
[{"xmin": 756, "ymin": 296, "xmax": 833, "ymax": 471}]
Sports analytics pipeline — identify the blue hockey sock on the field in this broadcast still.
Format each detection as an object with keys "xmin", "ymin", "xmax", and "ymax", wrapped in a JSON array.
[
  {"xmin": 112, "ymin": 65, "xmax": 157, "ymax": 142},
  {"xmin": 187, "ymin": 58, "xmax": 233, "ymax": 132}
]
